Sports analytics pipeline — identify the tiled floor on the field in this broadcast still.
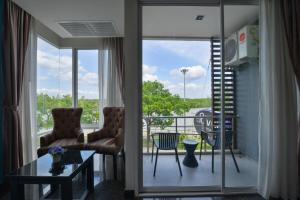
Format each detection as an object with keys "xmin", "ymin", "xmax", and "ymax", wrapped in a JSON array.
[
  {"xmin": 143, "ymin": 154, "xmax": 258, "ymax": 187},
  {"xmin": 1, "ymin": 180, "xmax": 264, "ymax": 200},
  {"xmin": 1, "ymin": 154, "xmax": 261, "ymax": 200}
]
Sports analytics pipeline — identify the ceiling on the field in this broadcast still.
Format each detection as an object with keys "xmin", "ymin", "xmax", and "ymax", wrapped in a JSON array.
[
  {"xmin": 143, "ymin": 6, "xmax": 258, "ymax": 38},
  {"xmin": 12, "ymin": 0, "xmax": 124, "ymax": 38},
  {"xmin": 12, "ymin": 0, "xmax": 258, "ymax": 39}
]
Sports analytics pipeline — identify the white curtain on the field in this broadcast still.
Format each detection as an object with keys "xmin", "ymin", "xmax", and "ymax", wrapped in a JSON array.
[
  {"xmin": 258, "ymin": 1, "xmax": 299, "ymax": 199},
  {"xmin": 21, "ymin": 18, "xmax": 37, "ymax": 164},
  {"xmin": 98, "ymin": 38, "xmax": 123, "ymax": 127},
  {"xmin": 98, "ymin": 38, "xmax": 124, "ymax": 180}
]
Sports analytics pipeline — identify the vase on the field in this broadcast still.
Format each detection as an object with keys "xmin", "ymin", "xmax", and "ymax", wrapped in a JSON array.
[
  {"xmin": 52, "ymin": 154, "xmax": 62, "ymax": 163},
  {"xmin": 51, "ymin": 154, "xmax": 63, "ymax": 171}
]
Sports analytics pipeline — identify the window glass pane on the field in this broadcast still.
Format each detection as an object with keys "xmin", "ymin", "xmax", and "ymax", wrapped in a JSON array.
[
  {"xmin": 36, "ymin": 37, "xmax": 72, "ymax": 134},
  {"xmin": 77, "ymin": 50, "xmax": 99, "ymax": 132}
]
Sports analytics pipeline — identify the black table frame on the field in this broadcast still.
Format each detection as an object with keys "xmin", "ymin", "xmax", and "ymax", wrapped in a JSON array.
[{"xmin": 8, "ymin": 154, "xmax": 94, "ymax": 200}]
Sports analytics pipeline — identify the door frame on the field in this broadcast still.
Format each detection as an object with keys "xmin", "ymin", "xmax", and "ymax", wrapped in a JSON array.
[{"xmin": 131, "ymin": 0, "xmax": 259, "ymax": 195}]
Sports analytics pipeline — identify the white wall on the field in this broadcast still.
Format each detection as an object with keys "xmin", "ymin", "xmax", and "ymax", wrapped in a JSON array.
[{"xmin": 124, "ymin": 0, "xmax": 140, "ymax": 194}]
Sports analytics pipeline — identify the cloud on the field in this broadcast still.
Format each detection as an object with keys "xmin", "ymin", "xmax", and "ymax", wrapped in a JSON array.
[
  {"xmin": 166, "ymin": 82, "xmax": 211, "ymax": 99},
  {"xmin": 37, "ymin": 50, "xmax": 87, "ymax": 82},
  {"xmin": 37, "ymin": 49, "xmax": 99, "ymax": 98},
  {"xmin": 170, "ymin": 65, "xmax": 207, "ymax": 80},
  {"xmin": 143, "ymin": 64, "xmax": 159, "ymax": 81},
  {"xmin": 79, "ymin": 72, "xmax": 98, "ymax": 85},
  {"xmin": 37, "ymin": 76, "xmax": 48, "ymax": 81},
  {"xmin": 145, "ymin": 40, "xmax": 211, "ymax": 65}
]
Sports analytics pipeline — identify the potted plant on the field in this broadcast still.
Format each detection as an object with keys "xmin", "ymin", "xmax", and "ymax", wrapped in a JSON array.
[{"xmin": 48, "ymin": 146, "xmax": 65, "ymax": 173}]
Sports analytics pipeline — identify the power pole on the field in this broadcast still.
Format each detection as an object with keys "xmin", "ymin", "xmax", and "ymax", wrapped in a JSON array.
[{"xmin": 181, "ymin": 68, "xmax": 188, "ymax": 134}]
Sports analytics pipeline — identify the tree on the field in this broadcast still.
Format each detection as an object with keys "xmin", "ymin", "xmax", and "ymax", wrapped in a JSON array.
[{"xmin": 143, "ymin": 81, "xmax": 189, "ymax": 129}]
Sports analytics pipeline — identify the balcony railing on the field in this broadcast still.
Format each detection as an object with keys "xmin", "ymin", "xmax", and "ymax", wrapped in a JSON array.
[{"xmin": 143, "ymin": 115, "xmax": 236, "ymax": 153}]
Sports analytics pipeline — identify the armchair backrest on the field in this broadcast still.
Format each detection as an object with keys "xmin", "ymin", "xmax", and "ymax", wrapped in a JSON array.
[
  {"xmin": 103, "ymin": 107, "xmax": 125, "ymax": 137},
  {"xmin": 52, "ymin": 108, "xmax": 82, "ymax": 139}
]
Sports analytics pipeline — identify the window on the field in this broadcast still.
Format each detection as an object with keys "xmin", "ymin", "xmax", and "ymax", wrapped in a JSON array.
[
  {"xmin": 36, "ymin": 37, "xmax": 72, "ymax": 133},
  {"xmin": 77, "ymin": 50, "xmax": 100, "ymax": 132}
]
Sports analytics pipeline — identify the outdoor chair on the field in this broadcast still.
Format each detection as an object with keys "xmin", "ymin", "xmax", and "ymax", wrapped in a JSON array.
[
  {"xmin": 37, "ymin": 108, "xmax": 85, "ymax": 157},
  {"xmin": 86, "ymin": 107, "xmax": 125, "ymax": 180},
  {"xmin": 151, "ymin": 132, "xmax": 182, "ymax": 176},
  {"xmin": 199, "ymin": 127, "xmax": 240, "ymax": 173}
]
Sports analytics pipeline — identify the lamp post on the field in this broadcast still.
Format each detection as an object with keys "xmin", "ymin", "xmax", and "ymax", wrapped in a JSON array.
[{"xmin": 181, "ymin": 68, "xmax": 188, "ymax": 134}]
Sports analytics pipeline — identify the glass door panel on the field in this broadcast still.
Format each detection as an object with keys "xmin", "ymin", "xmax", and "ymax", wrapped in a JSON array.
[
  {"xmin": 142, "ymin": 5, "xmax": 221, "ymax": 189},
  {"xmin": 223, "ymin": 4, "xmax": 259, "ymax": 188}
]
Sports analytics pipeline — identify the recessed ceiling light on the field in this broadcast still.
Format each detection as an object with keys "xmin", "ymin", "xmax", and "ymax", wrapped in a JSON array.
[{"xmin": 195, "ymin": 15, "xmax": 204, "ymax": 21}]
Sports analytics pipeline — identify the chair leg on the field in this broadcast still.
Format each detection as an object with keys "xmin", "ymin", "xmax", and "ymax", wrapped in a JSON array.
[
  {"xmin": 113, "ymin": 154, "xmax": 117, "ymax": 180},
  {"xmin": 153, "ymin": 148, "xmax": 159, "ymax": 176},
  {"xmin": 229, "ymin": 146, "xmax": 240, "ymax": 173},
  {"xmin": 103, "ymin": 154, "xmax": 106, "ymax": 180},
  {"xmin": 175, "ymin": 148, "xmax": 182, "ymax": 176},
  {"xmin": 212, "ymin": 147, "xmax": 214, "ymax": 173},
  {"xmin": 151, "ymin": 141, "xmax": 154, "ymax": 162},
  {"xmin": 199, "ymin": 138, "xmax": 203, "ymax": 160},
  {"xmin": 122, "ymin": 148, "xmax": 125, "ymax": 164}
]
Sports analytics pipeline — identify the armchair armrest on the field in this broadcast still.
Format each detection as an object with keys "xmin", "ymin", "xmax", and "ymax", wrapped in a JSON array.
[
  {"xmin": 115, "ymin": 128, "xmax": 124, "ymax": 146},
  {"xmin": 87, "ymin": 128, "xmax": 111, "ymax": 143},
  {"xmin": 74, "ymin": 128, "xmax": 84, "ymax": 143},
  {"xmin": 40, "ymin": 132, "xmax": 55, "ymax": 147}
]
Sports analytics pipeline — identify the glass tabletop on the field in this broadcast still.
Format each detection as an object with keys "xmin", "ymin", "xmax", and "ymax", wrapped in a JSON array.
[{"xmin": 9, "ymin": 150, "xmax": 95, "ymax": 178}]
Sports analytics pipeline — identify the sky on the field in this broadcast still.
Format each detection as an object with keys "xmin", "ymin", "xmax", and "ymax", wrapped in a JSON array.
[
  {"xmin": 37, "ymin": 38, "xmax": 211, "ymax": 99},
  {"xmin": 143, "ymin": 40, "xmax": 211, "ymax": 98}
]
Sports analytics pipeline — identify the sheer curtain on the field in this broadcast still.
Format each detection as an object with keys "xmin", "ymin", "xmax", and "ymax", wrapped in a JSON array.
[
  {"xmin": 258, "ymin": 0, "xmax": 299, "ymax": 199},
  {"xmin": 21, "ymin": 18, "xmax": 37, "ymax": 164},
  {"xmin": 98, "ymin": 37, "xmax": 124, "ymax": 179},
  {"xmin": 98, "ymin": 37, "xmax": 124, "ymax": 127}
]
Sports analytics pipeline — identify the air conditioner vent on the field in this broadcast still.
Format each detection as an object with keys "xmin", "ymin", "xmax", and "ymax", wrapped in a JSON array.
[{"xmin": 58, "ymin": 21, "xmax": 117, "ymax": 37}]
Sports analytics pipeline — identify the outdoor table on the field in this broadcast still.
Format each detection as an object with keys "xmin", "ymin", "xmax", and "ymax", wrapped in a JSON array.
[{"xmin": 183, "ymin": 139, "xmax": 199, "ymax": 168}]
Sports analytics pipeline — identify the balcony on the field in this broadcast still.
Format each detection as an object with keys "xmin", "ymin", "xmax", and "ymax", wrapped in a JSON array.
[{"xmin": 142, "ymin": 115, "xmax": 258, "ymax": 188}]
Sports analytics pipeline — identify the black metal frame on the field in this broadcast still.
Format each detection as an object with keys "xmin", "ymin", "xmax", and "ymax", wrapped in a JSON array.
[
  {"xmin": 8, "ymin": 153, "xmax": 95, "ymax": 200},
  {"xmin": 151, "ymin": 132, "xmax": 182, "ymax": 176},
  {"xmin": 199, "ymin": 130, "xmax": 240, "ymax": 173}
]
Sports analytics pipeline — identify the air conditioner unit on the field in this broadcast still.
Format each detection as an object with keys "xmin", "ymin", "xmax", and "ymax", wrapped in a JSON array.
[
  {"xmin": 225, "ymin": 32, "xmax": 239, "ymax": 66},
  {"xmin": 238, "ymin": 25, "xmax": 259, "ymax": 60}
]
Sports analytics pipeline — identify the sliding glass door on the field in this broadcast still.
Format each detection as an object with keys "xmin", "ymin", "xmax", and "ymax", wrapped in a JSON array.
[
  {"xmin": 141, "ymin": 3, "xmax": 221, "ymax": 192},
  {"xmin": 223, "ymin": 3, "xmax": 259, "ymax": 189},
  {"xmin": 139, "ymin": 0, "xmax": 259, "ymax": 193}
]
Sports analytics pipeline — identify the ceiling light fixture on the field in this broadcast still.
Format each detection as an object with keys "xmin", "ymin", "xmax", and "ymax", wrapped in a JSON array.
[{"xmin": 195, "ymin": 15, "xmax": 204, "ymax": 21}]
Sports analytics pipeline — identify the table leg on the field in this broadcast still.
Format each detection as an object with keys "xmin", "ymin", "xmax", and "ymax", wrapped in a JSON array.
[
  {"xmin": 87, "ymin": 158, "xmax": 94, "ymax": 192},
  {"xmin": 61, "ymin": 180, "xmax": 73, "ymax": 200},
  {"xmin": 11, "ymin": 181, "xmax": 25, "ymax": 200}
]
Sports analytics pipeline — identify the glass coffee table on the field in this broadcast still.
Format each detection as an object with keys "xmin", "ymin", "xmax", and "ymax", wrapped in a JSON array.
[{"xmin": 8, "ymin": 150, "xmax": 95, "ymax": 200}]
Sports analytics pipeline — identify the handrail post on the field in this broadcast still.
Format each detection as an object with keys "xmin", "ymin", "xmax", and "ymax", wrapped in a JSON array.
[
  {"xmin": 175, "ymin": 117, "xmax": 178, "ymax": 133},
  {"xmin": 146, "ymin": 118, "xmax": 150, "ymax": 153}
]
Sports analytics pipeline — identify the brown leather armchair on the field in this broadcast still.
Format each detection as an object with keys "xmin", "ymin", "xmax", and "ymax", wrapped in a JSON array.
[
  {"xmin": 86, "ymin": 107, "xmax": 124, "ymax": 180},
  {"xmin": 37, "ymin": 108, "xmax": 85, "ymax": 157}
]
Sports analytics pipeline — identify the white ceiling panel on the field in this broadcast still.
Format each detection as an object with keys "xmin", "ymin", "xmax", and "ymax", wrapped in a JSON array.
[
  {"xmin": 143, "ymin": 5, "xmax": 258, "ymax": 38},
  {"xmin": 12, "ymin": 1, "xmax": 257, "ymax": 39},
  {"xmin": 12, "ymin": 0, "xmax": 124, "ymax": 38}
]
